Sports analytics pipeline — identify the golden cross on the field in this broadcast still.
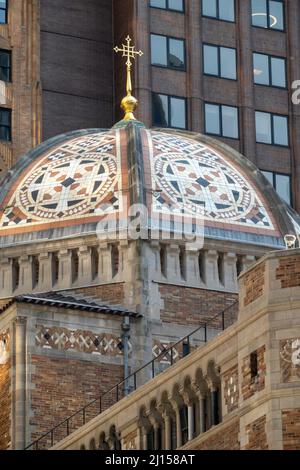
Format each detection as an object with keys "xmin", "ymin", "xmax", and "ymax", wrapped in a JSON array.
[{"xmin": 114, "ymin": 35, "xmax": 143, "ymax": 99}]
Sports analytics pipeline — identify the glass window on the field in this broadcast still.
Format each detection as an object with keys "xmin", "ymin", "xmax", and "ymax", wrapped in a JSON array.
[
  {"xmin": 255, "ymin": 111, "xmax": 272, "ymax": 144},
  {"xmin": 222, "ymin": 105, "xmax": 239, "ymax": 138},
  {"xmin": 253, "ymin": 53, "xmax": 286, "ymax": 87},
  {"xmin": 0, "ymin": 107, "xmax": 11, "ymax": 141},
  {"xmin": 152, "ymin": 93, "xmax": 186, "ymax": 129},
  {"xmin": 203, "ymin": 45, "xmax": 219, "ymax": 76},
  {"xmin": 261, "ymin": 170, "xmax": 291, "ymax": 205},
  {"xmin": 202, "ymin": 0, "xmax": 235, "ymax": 22},
  {"xmin": 253, "ymin": 53, "xmax": 269, "ymax": 85},
  {"xmin": 150, "ymin": 0, "xmax": 184, "ymax": 12},
  {"xmin": 273, "ymin": 115, "xmax": 288, "ymax": 146},
  {"xmin": 151, "ymin": 35, "xmax": 168, "ymax": 67},
  {"xmin": 205, "ymin": 103, "xmax": 221, "ymax": 135},
  {"xmin": 0, "ymin": 0, "xmax": 7, "ymax": 24},
  {"xmin": 255, "ymin": 111, "xmax": 288, "ymax": 146},
  {"xmin": 203, "ymin": 44, "xmax": 236, "ymax": 80},
  {"xmin": 251, "ymin": 0, "xmax": 284, "ymax": 31},
  {"xmin": 205, "ymin": 103, "xmax": 239, "ymax": 139},
  {"xmin": 220, "ymin": 47, "xmax": 236, "ymax": 79},
  {"xmin": 0, "ymin": 50, "xmax": 11, "ymax": 82},
  {"xmin": 151, "ymin": 34, "xmax": 185, "ymax": 70}
]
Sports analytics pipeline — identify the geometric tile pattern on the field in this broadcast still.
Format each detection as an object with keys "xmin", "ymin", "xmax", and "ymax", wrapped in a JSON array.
[
  {"xmin": 0, "ymin": 132, "xmax": 121, "ymax": 231},
  {"xmin": 35, "ymin": 325, "xmax": 132, "ymax": 357},
  {"xmin": 280, "ymin": 338, "xmax": 300, "ymax": 383},
  {"xmin": 0, "ymin": 330, "xmax": 10, "ymax": 365},
  {"xmin": 150, "ymin": 132, "xmax": 275, "ymax": 230},
  {"xmin": 223, "ymin": 365, "xmax": 239, "ymax": 413},
  {"xmin": 152, "ymin": 339, "xmax": 180, "ymax": 365}
]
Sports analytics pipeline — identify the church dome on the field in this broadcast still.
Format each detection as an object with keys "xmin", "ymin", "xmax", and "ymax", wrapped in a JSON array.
[{"xmin": 0, "ymin": 122, "xmax": 298, "ymax": 248}]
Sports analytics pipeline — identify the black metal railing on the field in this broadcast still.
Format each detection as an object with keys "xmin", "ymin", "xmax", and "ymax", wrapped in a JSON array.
[{"xmin": 25, "ymin": 301, "xmax": 238, "ymax": 450}]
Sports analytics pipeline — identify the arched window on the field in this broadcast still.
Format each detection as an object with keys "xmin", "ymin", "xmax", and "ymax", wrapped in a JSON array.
[
  {"xmin": 160, "ymin": 245, "xmax": 166, "ymax": 277},
  {"xmin": 91, "ymin": 247, "xmax": 99, "ymax": 279},
  {"xmin": 72, "ymin": 250, "xmax": 79, "ymax": 282},
  {"xmin": 217, "ymin": 253, "xmax": 224, "ymax": 285},
  {"xmin": 198, "ymin": 250, "xmax": 206, "ymax": 283},
  {"xmin": 179, "ymin": 246, "xmax": 186, "ymax": 280},
  {"xmin": 111, "ymin": 244, "xmax": 119, "ymax": 277},
  {"xmin": 12, "ymin": 259, "xmax": 20, "ymax": 290},
  {"xmin": 52, "ymin": 253, "xmax": 59, "ymax": 284},
  {"xmin": 180, "ymin": 406, "xmax": 189, "ymax": 445},
  {"xmin": 32, "ymin": 256, "xmax": 39, "ymax": 288}
]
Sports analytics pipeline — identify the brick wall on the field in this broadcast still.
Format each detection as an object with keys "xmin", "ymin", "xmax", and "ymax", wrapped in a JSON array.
[
  {"xmin": 30, "ymin": 355, "xmax": 124, "ymax": 445},
  {"xmin": 0, "ymin": 360, "xmax": 11, "ymax": 450},
  {"xmin": 242, "ymin": 346, "xmax": 266, "ymax": 400},
  {"xmin": 193, "ymin": 420, "xmax": 240, "ymax": 450},
  {"xmin": 243, "ymin": 263, "xmax": 265, "ymax": 307},
  {"xmin": 245, "ymin": 415, "xmax": 268, "ymax": 450},
  {"xmin": 159, "ymin": 285, "xmax": 238, "ymax": 327},
  {"xmin": 276, "ymin": 255, "xmax": 300, "ymax": 289},
  {"xmin": 72, "ymin": 283, "xmax": 125, "ymax": 304},
  {"xmin": 282, "ymin": 409, "xmax": 300, "ymax": 450}
]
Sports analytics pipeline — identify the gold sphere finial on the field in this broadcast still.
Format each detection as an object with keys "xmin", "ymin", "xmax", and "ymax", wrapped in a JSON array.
[{"xmin": 114, "ymin": 36, "xmax": 143, "ymax": 121}]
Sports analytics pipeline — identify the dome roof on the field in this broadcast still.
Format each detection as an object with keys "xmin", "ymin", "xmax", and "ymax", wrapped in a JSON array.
[{"xmin": 0, "ymin": 123, "xmax": 298, "ymax": 248}]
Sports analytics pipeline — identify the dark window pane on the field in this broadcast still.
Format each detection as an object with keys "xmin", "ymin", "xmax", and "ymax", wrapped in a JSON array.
[
  {"xmin": 170, "ymin": 97, "xmax": 186, "ymax": 128},
  {"xmin": 169, "ymin": 38, "xmax": 185, "ymax": 69},
  {"xmin": 271, "ymin": 57, "xmax": 286, "ymax": 87},
  {"xmin": 256, "ymin": 112, "xmax": 272, "ymax": 143},
  {"xmin": 269, "ymin": 1, "xmax": 284, "ymax": 30},
  {"xmin": 252, "ymin": 0, "xmax": 268, "ymax": 27},
  {"xmin": 273, "ymin": 115, "xmax": 288, "ymax": 146},
  {"xmin": 253, "ymin": 53, "xmax": 269, "ymax": 85},
  {"xmin": 275, "ymin": 174, "xmax": 291, "ymax": 204},
  {"xmin": 222, "ymin": 106, "xmax": 238, "ymax": 138},
  {"xmin": 203, "ymin": 45, "xmax": 218, "ymax": 75},
  {"xmin": 220, "ymin": 47, "xmax": 236, "ymax": 79},
  {"xmin": 153, "ymin": 94, "xmax": 169, "ymax": 127},
  {"xmin": 219, "ymin": 0, "xmax": 235, "ymax": 21},
  {"xmin": 150, "ymin": 0, "xmax": 167, "ymax": 7},
  {"xmin": 0, "ymin": 10, "xmax": 6, "ymax": 23},
  {"xmin": 151, "ymin": 35, "xmax": 167, "ymax": 66},
  {"xmin": 202, "ymin": 0, "xmax": 217, "ymax": 17},
  {"xmin": 205, "ymin": 104, "xmax": 220, "ymax": 135},
  {"xmin": 169, "ymin": 0, "xmax": 184, "ymax": 11}
]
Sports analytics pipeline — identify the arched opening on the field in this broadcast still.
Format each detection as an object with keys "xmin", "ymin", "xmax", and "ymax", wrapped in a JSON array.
[
  {"xmin": 179, "ymin": 246, "xmax": 186, "ymax": 280},
  {"xmin": 32, "ymin": 256, "xmax": 39, "ymax": 288},
  {"xmin": 198, "ymin": 250, "xmax": 206, "ymax": 283},
  {"xmin": 236, "ymin": 255, "xmax": 243, "ymax": 277},
  {"xmin": 217, "ymin": 253, "xmax": 224, "ymax": 285},
  {"xmin": 160, "ymin": 245, "xmax": 166, "ymax": 277},
  {"xmin": 52, "ymin": 252, "xmax": 59, "ymax": 285},
  {"xmin": 91, "ymin": 247, "xmax": 99, "ymax": 280},
  {"xmin": 72, "ymin": 249, "xmax": 79, "ymax": 282},
  {"xmin": 12, "ymin": 259, "xmax": 20, "ymax": 290},
  {"xmin": 111, "ymin": 244, "xmax": 119, "ymax": 277}
]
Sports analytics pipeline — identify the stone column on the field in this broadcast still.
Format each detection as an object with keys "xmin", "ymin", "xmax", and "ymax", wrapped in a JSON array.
[
  {"xmin": 78, "ymin": 246, "xmax": 92, "ymax": 285},
  {"xmin": 38, "ymin": 252, "xmax": 53, "ymax": 291},
  {"xmin": 199, "ymin": 395, "xmax": 206, "ymax": 434},
  {"xmin": 58, "ymin": 249, "xmax": 72, "ymax": 288},
  {"xmin": 0, "ymin": 257, "xmax": 13, "ymax": 296},
  {"xmin": 205, "ymin": 250, "xmax": 220, "ymax": 289},
  {"xmin": 98, "ymin": 243, "xmax": 113, "ymax": 281},
  {"xmin": 19, "ymin": 255, "xmax": 33, "ymax": 293},
  {"xmin": 142, "ymin": 428, "xmax": 148, "ymax": 450},
  {"xmin": 14, "ymin": 317, "xmax": 27, "ymax": 450},
  {"xmin": 165, "ymin": 244, "xmax": 181, "ymax": 283},
  {"xmin": 223, "ymin": 252, "xmax": 238, "ymax": 291},
  {"xmin": 185, "ymin": 247, "xmax": 201, "ymax": 286},
  {"xmin": 162, "ymin": 413, "xmax": 171, "ymax": 450},
  {"xmin": 175, "ymin": 408, "xmax": 182, "ymax": 448},
  {"xmin": 188, "ymin": 405, "xmax": 194, "ymax": 441}
]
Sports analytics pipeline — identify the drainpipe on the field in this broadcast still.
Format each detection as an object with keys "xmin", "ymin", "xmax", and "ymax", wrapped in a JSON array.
[{"xmin": 121, "ymin": 316, "xmax": 130, "ymax": 396}]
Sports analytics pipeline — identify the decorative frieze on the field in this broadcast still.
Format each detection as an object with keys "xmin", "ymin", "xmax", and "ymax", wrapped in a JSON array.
[
  {"xmin": 0, "ymin": 330, "xmax": 9, "ymax": 365},
  {"xmin": 280, "ymin": 339, "xmax": 300, "ymax": 383}
]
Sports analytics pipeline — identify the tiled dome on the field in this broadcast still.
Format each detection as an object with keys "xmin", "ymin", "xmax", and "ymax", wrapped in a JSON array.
[{"xmin": 0, "ymin": 123, "xmax": 298, "ymax": 248}]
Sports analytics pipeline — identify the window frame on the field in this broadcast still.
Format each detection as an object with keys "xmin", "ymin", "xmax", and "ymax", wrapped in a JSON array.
[
  {"xmin": 149, "ymin": 0, "xmax": 185, "ymax": 13},
  {"xmin": 203, "ymin": 43, "xmax": 237, "ymax": 81},
  {"xmin": 150, "ymin": 33, "xmax": 186, "ymax": 71},
  {"xmin": 261, "ymin": 169, "xmax": 292, "ymax": 205},
  {"xmin": 0, "ymin": 48, "xmax": 12, "ymax": 82},
  {"xmin": 255, "ymin": 110, "xmax": 289, "ymax": 147},
  {"xmin": 0, "ymin": 107, "xmax": 11, "ymax": 141},
  {"xmin": 204, "ymin": 101, "xmax": 239, "ymax": 140},
  {"xmin": 251, "ymin": 0, "xmax": 285, "ymax": 32},
  {"xmin": 253, "ymin": 51, "xmax": 287, "ymax": 89},
  {"xmin": 0, "ymin": 0, "xmax": 8, "ymax": 24},
  {"xmin": 201, "ymin": 0, "xmax": 236, "ymax": 23},
  {"xmin": 152, "ymin": 92, "xmax": 188, "ymax": 130}
]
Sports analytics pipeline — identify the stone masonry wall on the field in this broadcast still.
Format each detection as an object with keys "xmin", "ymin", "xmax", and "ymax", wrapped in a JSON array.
[
  {"xmin": 72, "ymin": 283, "xmax": 125, "ymax": 304},
  {"xmin": 242, "ymin": 346, "xmax": 266, "ymax": 401},
  {"xmin": 245, "ymin": 415, "xmax": 268, "ymax": 450},
  {"xmin": 243, "ymin": 262, "xmax": 265, "ymax": 307},
  {"xmin": 193, "ymin": 420, "xmax": 240, "ymax": 450},
  {"xmin": 276, "ymin": 255, "xmax": 300, "ymax": 289},
  {"xmin": 0, "ymin": 359, "xmax": 11, "ymax": 450}
]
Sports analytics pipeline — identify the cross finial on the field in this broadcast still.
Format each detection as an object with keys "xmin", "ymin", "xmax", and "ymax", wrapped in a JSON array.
[{"xmin": 114, "ymin": 36, "xmax": 143, "ymax": 121}]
